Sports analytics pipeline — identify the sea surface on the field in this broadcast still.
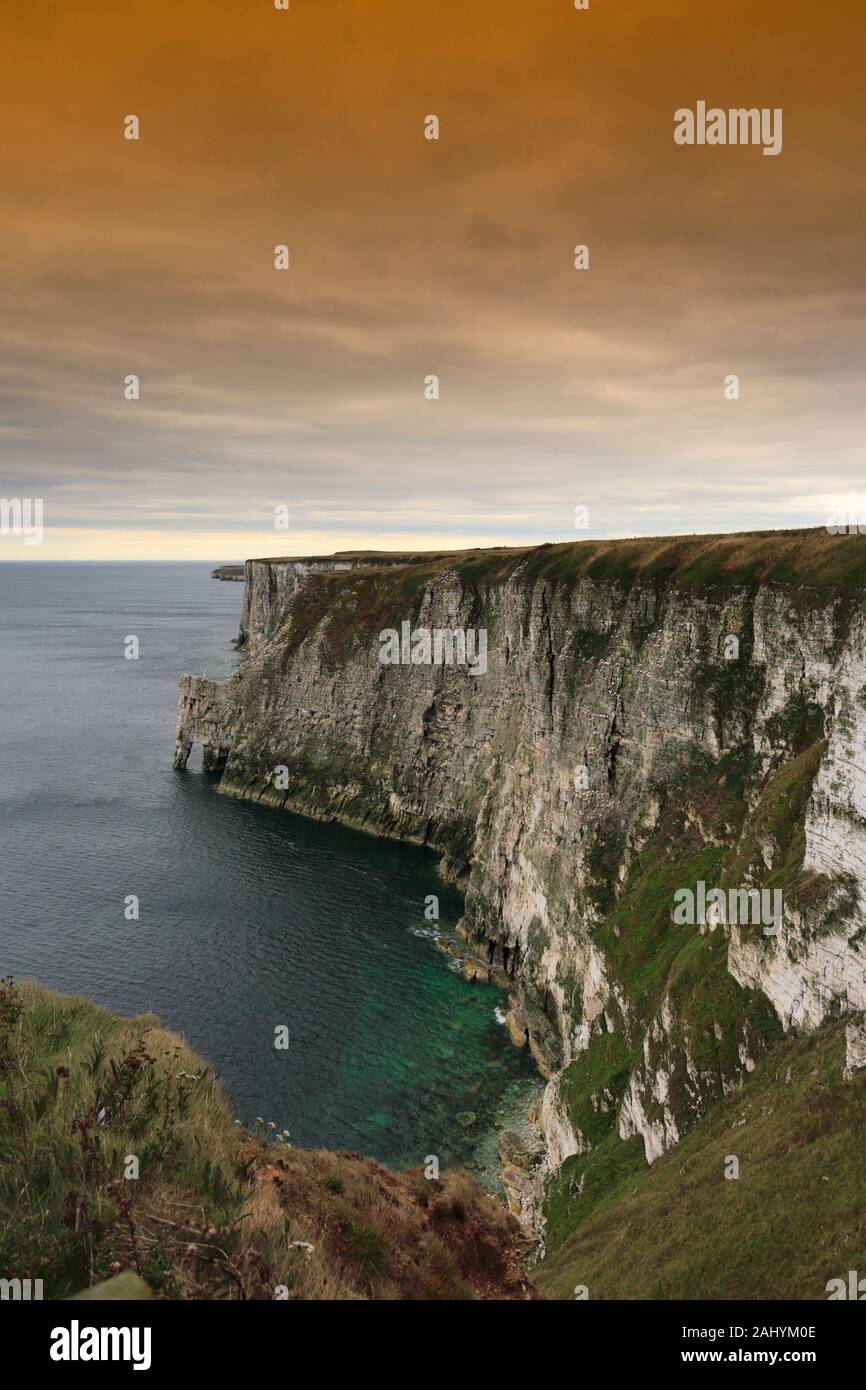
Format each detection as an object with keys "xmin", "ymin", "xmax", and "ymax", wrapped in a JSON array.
[{"xmin": 0, "ymin": 563, "xmax": 539, "ymax": 1177}]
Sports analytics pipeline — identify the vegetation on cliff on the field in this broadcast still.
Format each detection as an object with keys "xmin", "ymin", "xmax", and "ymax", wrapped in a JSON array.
[
  {"xmin": 233, "ymin": 532, "xmax": 866, "ymax": 684},
  {"xmin": 0, "ymin": 980, "xmax": 536, "ymax": 1300},
  {"xmin": 536, "ymin": 1019, "xmax": 866, "ymax": 1300},
  {"xmin": 246, "ymin": 528, "xmax": 866, "ymax": 602},
  {"xmin": 539, "ymin": 707, "xmax": 835, "ymax": 1256},
  {"xmin": 457, "ymin": 528, "xmax": 866, "ymax": 606},
  {"xmin": 173, "ymin": 528, "xmax": 866, "ymax": 1298}
]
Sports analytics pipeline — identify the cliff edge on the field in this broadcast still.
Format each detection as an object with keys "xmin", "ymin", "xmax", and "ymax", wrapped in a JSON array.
[
  {"xmin": 174, "ymin": 529, "xmax": 866, "ymax": 1263},
  {"xmin": 0, "ymin": 980, "xmax": 535, "ymax": 1300}
]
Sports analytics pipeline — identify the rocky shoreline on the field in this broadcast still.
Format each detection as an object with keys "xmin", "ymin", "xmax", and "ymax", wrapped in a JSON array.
[{"xmin": 430, "ymin": 926, "xmax": 561, "ymax": 1242}]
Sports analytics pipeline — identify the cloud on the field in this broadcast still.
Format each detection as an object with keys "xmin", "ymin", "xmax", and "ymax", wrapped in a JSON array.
[{"xmin": 1, "ymin": 0, "xmax": 864, "ymax": 558}]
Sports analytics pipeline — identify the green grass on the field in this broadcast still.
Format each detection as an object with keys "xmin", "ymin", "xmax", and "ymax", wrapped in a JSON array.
[
  {"xmin": 0, "ymin": 979, "xmax": 533, "ymax": 1301},
  {"xmin": 345, "ymin": 1220, "xmax": 389, "ymax": 1280},
  {"xmin": 451, "ymin": 528, "xmax": 866, "ymax": 604},
  {"xmin": 535, "ymin": 1021, "xmax": 866, "ymax": 1300},
  {"xmin": 0, "ymin": 978, "xmax": 247, "ymax": 1298}
]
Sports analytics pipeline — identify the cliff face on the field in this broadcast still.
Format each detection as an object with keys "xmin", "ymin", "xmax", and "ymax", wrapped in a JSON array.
[
  {"xmin": 237, "ymin": 557, "xmax": 358, "ymax": 651},
  {"xmin": 174, "ymin": 532, "xmax": 866, "ymax": 1245}
]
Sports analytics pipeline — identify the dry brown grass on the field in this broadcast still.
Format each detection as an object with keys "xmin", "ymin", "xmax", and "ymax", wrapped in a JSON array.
[
  {"xmin": 0, "ymin": 980, "xmax": 538, "ymax": 1301},
  {"xmin": 244, "ymin": 1147, "xmax": 538, "ymax": 1300}
]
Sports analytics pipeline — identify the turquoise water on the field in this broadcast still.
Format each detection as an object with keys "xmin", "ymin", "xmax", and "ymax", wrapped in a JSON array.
[{"xmin": 0, "ymin": 562, "xmax": 539, "ymax": 1175}]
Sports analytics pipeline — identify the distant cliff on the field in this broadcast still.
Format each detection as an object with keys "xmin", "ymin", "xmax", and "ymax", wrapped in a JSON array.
[{"xmin": 175, "ymin": 531, "xmax": 866, "ymax": 1253}]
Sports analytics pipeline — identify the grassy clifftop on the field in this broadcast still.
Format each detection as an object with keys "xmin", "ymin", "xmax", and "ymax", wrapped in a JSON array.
[
  {"xmin": 0, "ymin": 980, "xmax": 536, "ymax": 1300},
  {"xmin": 458, "ymin": 528, "xmax": 866, "ymax": 598},
  {"xmin": 255, "ymin": 529, "xmax": 866, "ymax": 603}
]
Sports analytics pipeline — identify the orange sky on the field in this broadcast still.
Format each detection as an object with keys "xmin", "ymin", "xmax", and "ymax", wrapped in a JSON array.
[{"xmin": 2, "ymin": 0, "xmax": 865, "ymax": 559}]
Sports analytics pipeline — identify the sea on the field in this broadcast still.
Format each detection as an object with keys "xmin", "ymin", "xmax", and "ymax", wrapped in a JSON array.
[{"xmin": 0, "ymin": 562, "xmax": 540, "ymax": 1179}]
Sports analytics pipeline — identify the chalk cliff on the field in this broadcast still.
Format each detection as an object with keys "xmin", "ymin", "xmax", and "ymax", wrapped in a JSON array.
[{"xmin": 175, "ymin": 532, "xmax": 866, "ymax": 1245}]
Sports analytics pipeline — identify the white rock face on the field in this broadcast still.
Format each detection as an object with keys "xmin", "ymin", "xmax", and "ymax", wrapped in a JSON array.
[
  {"xmin": 175, "ymin": 551, "xmax": 866, "ymax": 1188},
  {"xmin": 618, "ymin": 1083, "xmax": 679, "ymax": 1165},
  {"xmin": 239, "ymin": 557, "xmax": 361, "ymax": 653},
  {"xmin": 728, "ymin": 605, "xmax": 866, "ymax": 1034},
  {"xmin": 539, "ymin": 1075, "xmax": 585, "ymax": 1170},
  {"xmin": 729, "ymin": 926, "xmax": 866, "ymax": 1030},
  {"xmin": 617, "ymin": 994, "xmax": 682, "ymax": 1163},
  {"xmin": 804, "ymin": 610, "xmax": 866, "ymax": 900},
  {"xmin": 844, "ymin": 1014, "xmax": 866, "ymax": 1078}
]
